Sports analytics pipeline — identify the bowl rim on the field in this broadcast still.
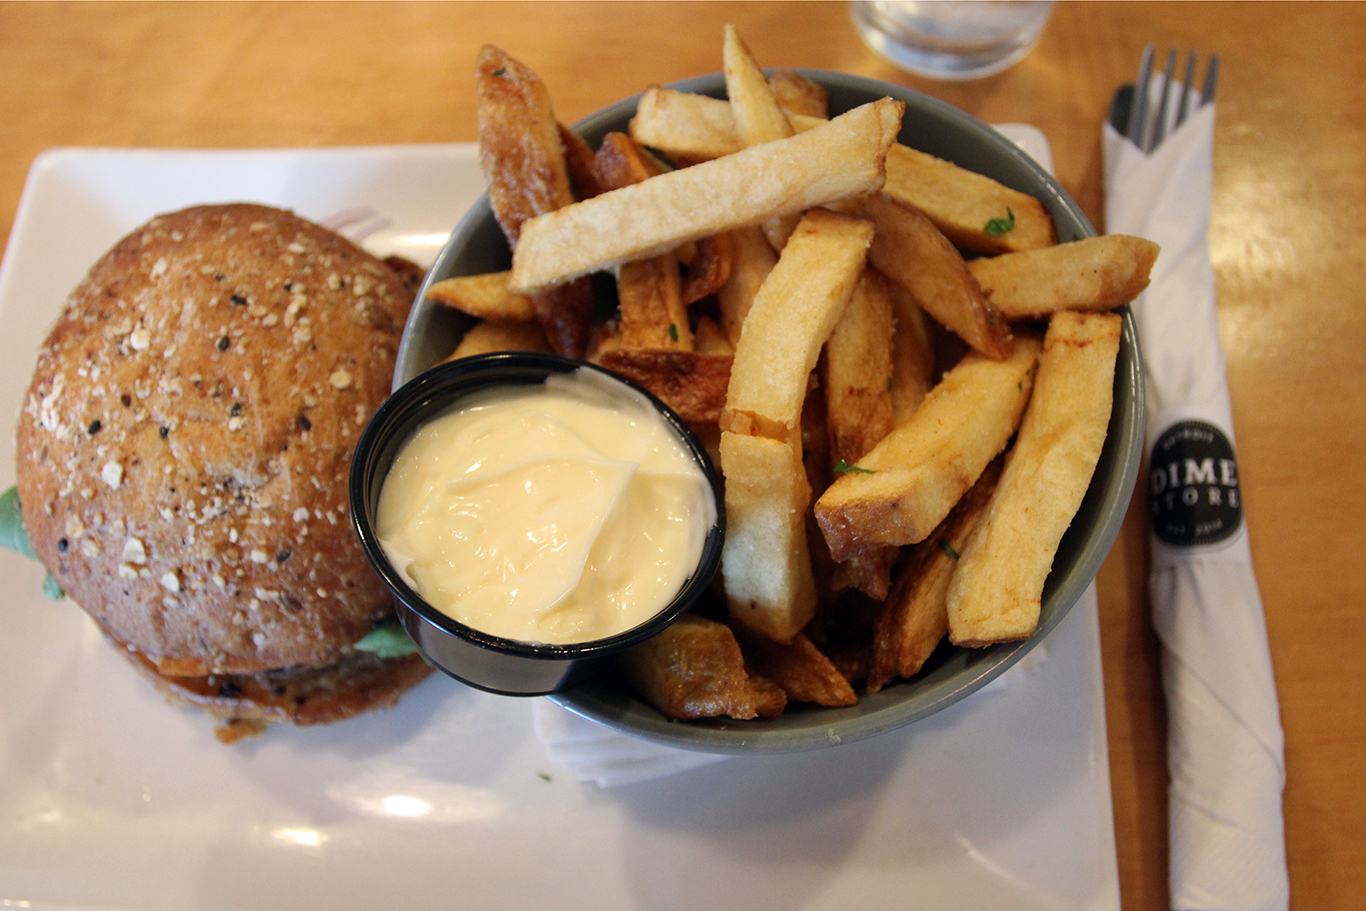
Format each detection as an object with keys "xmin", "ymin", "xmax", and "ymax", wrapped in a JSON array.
[
  {"xmin": 351, "ymin": 351, "xmax": 727, "ymax": 663},
  {"xmin": 397, "ymin": 70, "xmax": 1144, "ymax": 753}
]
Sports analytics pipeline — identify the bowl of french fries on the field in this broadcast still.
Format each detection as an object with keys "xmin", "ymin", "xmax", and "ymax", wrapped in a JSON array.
[{"xmin": 394, "ymin": 30, "xmax": 1149, "ymax": 752}]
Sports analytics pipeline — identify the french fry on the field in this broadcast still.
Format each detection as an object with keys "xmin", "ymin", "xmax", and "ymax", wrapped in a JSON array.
[
  {"xmin": 509, "ymin": 98, "xmax": 903, "ymax": 294},
  {"xmin": 822, "ymin": 268, "xmax": 896, "ymax": 469},
  {"xmin": 476, "ymin": 44, "xmax": 575, "ymax": 245},
  {"xmin": 731, "ymin": 625, "xmax": 858, "ymax": 707},
  {"xmin": 721, "ymin": 209, "xmax": 876, "ymax": 615},
  {"xmin": 692, "ymin": 315, "xmax": 734, "ymax": 355},
  {"xmin": 887, "ymin": 278, "xmax": 937, "ymax": 425},
  {"xmin": 558, "ymin": 123, "xmax": 606, "ymax": 200},
  {"xmin": 814, "ymin": 334, "xmax": 1042, "ymax": 560},
  {"xmin": 594, "ymin": 130, "xmax": 668, "ymax": 187},
  {"xmin": 476, "ymin": 45, "xmax": 594, "ymax": 356},
  {"xmin": 821, "ymin": 268, "xmax": 898, "ymax": 599},
  {"xmin": 530, "ymin": 280, "xmax": 596, "ymax": 358},
  {"xmin": 722, "ymin": 208, "xmax": 875, "ymax": 440},
  {"xmin": 630, "ymin": 85, "xmax": 740, "ymax": 164},
  {"xmin": 586, "ymin": 320, "xmax": 623, "ymax": 361},
  {"xmin": 882, "ymin": 143, "xmax": 1056, "ymax": 254},
  {"xmin": 768, "ymin": 69, "xmax": 829, "ymax": 118},
  {"xmin": 617, "ymin": 258, "xmax": 692, "ymax": 349},
  {"xmin": 967, "ymin": 234, "xmax": 1160, "ymax": 320},
  {"xmin": 723, "ymin": 25, "xmax": 794, "ymax": 148},
  {"xmin": 866, "ymin": 457, "xmax": 1002, "ymax": 694},
  {"xmin": 425, "ymin": 271, "xmax": 536, "ymax": 322},
  {"xmin": 946, "ymin": 312, "xmax": 1121, "ymax": 646},
  {"xmin": 616, "ymin": 614, "xmax": 786, "ymax": 720},
  {"xmin": 628, "ymin": 89, "xmax": 1056, "ymax": 256},
  {"xmin": 854, "ymin": 192, "xmax": 1013, "ymax": 360},
  {"xmin": 722, "ymin": 24, "xmax": 800, "ymax": 250},
  {"xmin": 595, "ymin": 348, "xmax": 732, "ymax": 425},
  {"xmin": 719, "ymin": 430, "xmax": 818, "ymax": 644},
  {"xmin": 444, "ymin": 319, "xmax": 552, "ymax": 361},
  {"xmin": 680, "ymin": 232, "xmax": 734, "ymax": 305},
  {"xmin": 717, "ymin": 225, "xmax": 777, "ymax": 346},
  {"xmin": 591, "ymin": 132, "xmax": 693, "ymax": 350}
]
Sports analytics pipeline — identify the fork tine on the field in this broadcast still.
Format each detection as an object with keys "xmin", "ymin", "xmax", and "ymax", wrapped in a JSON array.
[
  {"xmin": 1127, "ymin": 44, "xmax": 1155, "ymax": 147},
  {"xmin": 1124, "ymin": 47, "xmax": 1218, "ymax": 153},
  {"xmin": 1149, "ymin": 48, "xmax": 1179, "ymax": 151},
  {"xmin": 1201, "ymin": 54, "xmax": 1221, "ymax": 106},
  {"xmin": 1174, "ymin": 50, "xmax": 1197, "ymax": 129}
]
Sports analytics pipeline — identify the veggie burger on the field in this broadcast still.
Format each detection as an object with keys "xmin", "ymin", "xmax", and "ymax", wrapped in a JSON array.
[{"xmin": 10, "ymin": 203, "xmax": 430, "ymax": 741}]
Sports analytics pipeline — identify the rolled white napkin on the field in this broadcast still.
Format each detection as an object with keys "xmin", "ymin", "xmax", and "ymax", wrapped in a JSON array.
[
  {"xmin": 1104, "ymin": 100, "xmax": 1289, "ymax": 910},
  {"xmin": 532, "ymin": 700, "xmax": 728, "ymax": 788}
]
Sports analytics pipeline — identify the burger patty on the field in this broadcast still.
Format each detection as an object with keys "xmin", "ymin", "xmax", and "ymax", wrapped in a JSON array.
[
  {"xmin": 15, "ymin": 203, "xmax": 420, "ymax": 683},
  {"xmin": 112, "ymin": 632, "xmax": 432, "ymax": 741}
]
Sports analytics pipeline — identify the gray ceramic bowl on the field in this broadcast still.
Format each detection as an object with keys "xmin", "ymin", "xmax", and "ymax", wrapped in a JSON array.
[{"xmin": 395, "ymin": 71, "xmax": 1144, "ymax": 752}]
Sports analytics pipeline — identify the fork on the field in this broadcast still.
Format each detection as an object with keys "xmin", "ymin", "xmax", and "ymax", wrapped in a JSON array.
[
  {"xmin": 1109, "ymin": 46, "xmax": 1219, "ymax": 152},
  {"xmin": 318, "ymin": 205, "xmax": 393, "ymax": 244}
]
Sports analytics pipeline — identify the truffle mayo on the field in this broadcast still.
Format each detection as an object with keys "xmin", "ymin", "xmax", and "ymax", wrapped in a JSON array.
[{"xmin": 376, "ymin": 369, "xmax": 716, "ymax": 644}]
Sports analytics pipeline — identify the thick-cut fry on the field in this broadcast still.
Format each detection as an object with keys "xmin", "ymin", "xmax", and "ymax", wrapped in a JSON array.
[
  {"xmin": 616, "ymin": 257, "xmax": 692, "ymax": 349},
  {"xmin": 722, "ymin": 208, "xmax": 874, "ymax": 440},
  {"xmin": 719, "ymin": 430, "xmax": 818, "ymax": 644},
  {"xmin": 967, "ymin": 234, "xmax": 1160, "ymax": 320},
  {"xmin": 882, "ymin": 144, "xmax": 1056, "ymax": 254},
  {"xmin": 530, "ymin": 280, "xmax": 595, "ymax": 358},
  {"xmin": 444, "ymin": 319, "xmax": 552, "ymax": 360},
  {"xmin": 595, "ymin": 348, "xmax": 732, "ymax": 424},
  {"xmin": 947, "ymin": 312, "xmax": 1121, "ymax": 646},
  {"xmin": 592, "ymin": 132, "xmax": 692, "ymax": 350},
  {"xmin": 630, "ymin": 85, "xmax": 740, "ymax": 163},
  {"xmin": 616, "ymin": 614, "xmax": 786, "ymax": 720},
  {"xmin": 628, "ymin": 89, "xmax": 1056, "ymax": 256},
  {"xmin": 476, "ymin": 45, "xmax": 593, "ymax": 356},
  {"xmin": 821, "ymin": 268, "xmax": 898, "ymax": 599},
  {"xmin": 724, "ymin": 25, "xmax": 794, "ymax": 148},
  {"xmin": 558, "ymin": 123, "xmax": 606, "ymax": 200},
  {"xmin": 425, "ymin": 271, "xmax": 536, "ymax": 322},
  {"xmin": 814, "ymin": 334, "xmax": 1042, "ymax": 560},
  {"xmin": 854, "ymin": 192, "xmax": 1013, "ymax": 360},
  {"xmin": 769, "ymin": 69, "xmax": 829, "ymax": 118},
  {"xmin": 475, "ymin": 45, "xmax": 575, "ymax": 246},
  {"xmin": 866, "ymin": 458, "xmax": 1002, "ymax": 694},
  {"xmin": 680, "ymin": 232, "xmax": 734, "ymax": 305},
  {"xmin": 509, "ymin": 98, "xmax": 903, "ymax": 294},
  {"xmin": 692, "ymin": 315, "xmax": 733, "ymax": 355},
  {"xmin": 717, "ymin": 225, "xmax": 778, "ymax": 346},
  {"xmin": 594, "ymin": 131, "xmax": 668, "ymax": 188},
  {"xmin": 723, "ymin": 24, "xmax": 800, "ymax": 250},
  {"xmin": 731, "ymin": 626, "xmax": 858, "ymax": 707},
  {"xmin": 887, "ymin": 279, "xmax": 937, "ymax": 425},
  {"xmin": 822, "ymin": 268, "xmax": 895, "ymax": 467}
]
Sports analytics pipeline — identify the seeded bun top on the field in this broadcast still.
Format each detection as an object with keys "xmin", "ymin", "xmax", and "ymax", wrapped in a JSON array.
[{"xmin": 15, "ymin": 203, "xmax": 414, "ymax": 675}]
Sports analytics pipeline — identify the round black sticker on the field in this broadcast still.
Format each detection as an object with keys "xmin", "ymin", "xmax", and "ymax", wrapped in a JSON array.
[{"xmin": 1149, "ymin": 420, "xmax": 1243, "ymax": 546}]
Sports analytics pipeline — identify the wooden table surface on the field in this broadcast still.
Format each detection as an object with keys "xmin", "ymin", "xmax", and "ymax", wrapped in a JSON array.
[{"xmin": 2, "ymin": 2, "xmax": 1361, "ymax": 908}]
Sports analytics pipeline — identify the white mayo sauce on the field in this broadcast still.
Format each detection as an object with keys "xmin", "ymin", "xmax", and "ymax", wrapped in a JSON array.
[{"xmin": 376, "ymin": 369, "xmax": 716, "ymax": 644}]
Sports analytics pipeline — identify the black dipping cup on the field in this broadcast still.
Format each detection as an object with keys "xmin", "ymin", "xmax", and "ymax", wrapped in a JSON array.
[{"xmin": 350, "ymin": 351, "xmax": 726, "ymax": 696}]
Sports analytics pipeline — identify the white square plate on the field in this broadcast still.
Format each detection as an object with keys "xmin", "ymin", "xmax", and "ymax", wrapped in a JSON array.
[{"xmin": 0, "ymin": 138, "xmax": 1119, "ymax": 911}]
